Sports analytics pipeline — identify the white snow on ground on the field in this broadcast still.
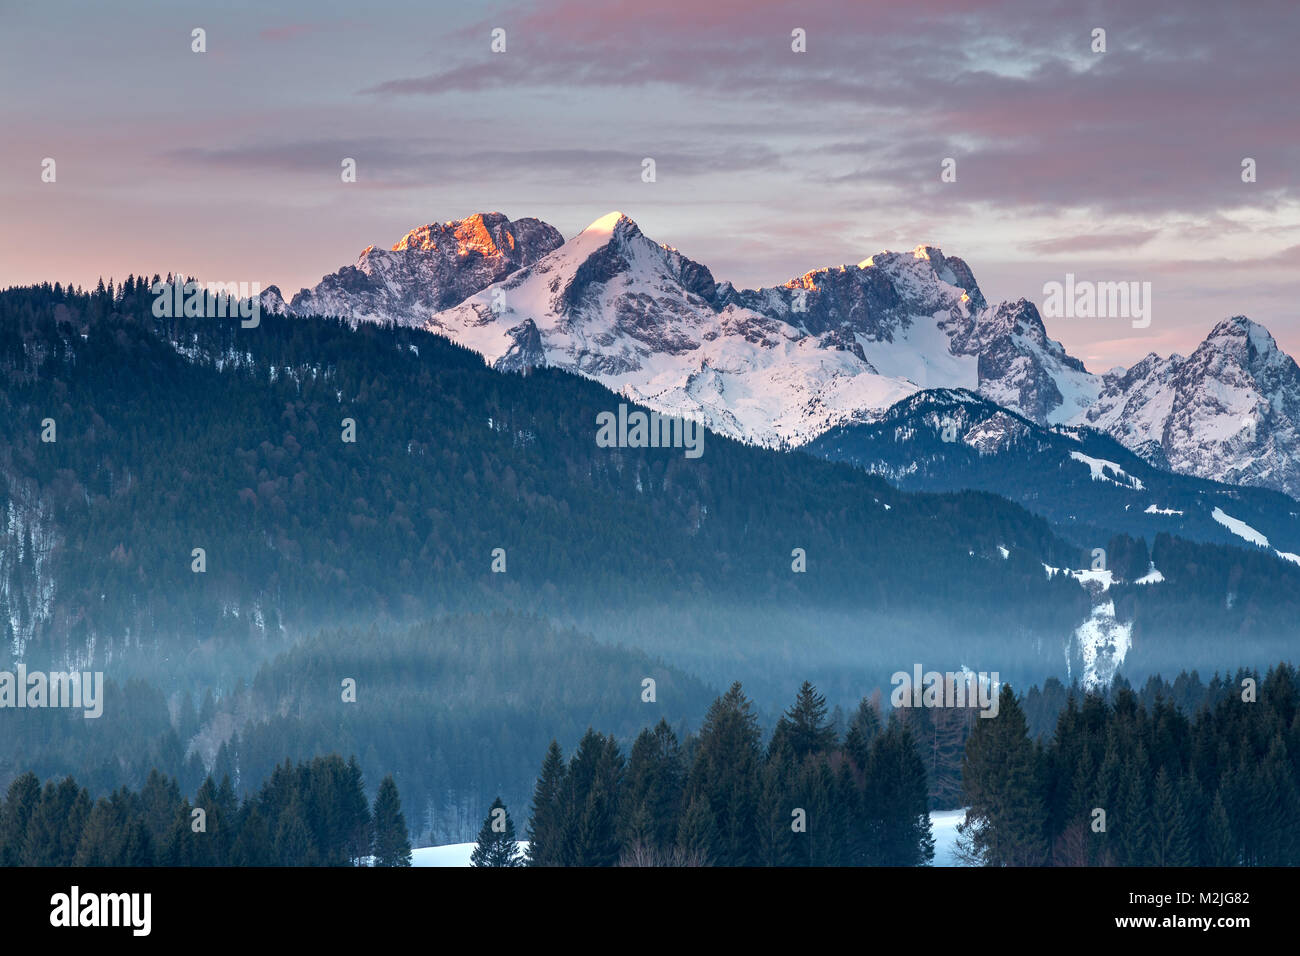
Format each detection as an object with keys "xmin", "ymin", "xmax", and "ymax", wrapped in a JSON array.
[
  {"xmin": 1211, "ymin": 506, "xmax": 1269, "ymax": 547},
  {"xmin": 1068, "ymin": 451, "xmax": 1144, "ymax": 490},
  {"xmin": 411, "ymin": 813, "xmax": 970, "ymax": 866},
  {"xmin": 997, "ymin": 545, "xmax": 1009, "ymax": 559},
  {"xmin": 1135, "ymin": 564, "xmax": 1165, "ymax": 584},
  {"xmin": 1144, "ymin": 504, "xmax": 1184, "ymax": 516},
  {"xmin": 411, "ymin": 841, "xmax": 530, "ymax": 867},
  {"xmin": 1043, "ymin": 564, "xmax": 1114, "ymax": 591},
  {"xmin": 1275, "ymin": 551, "xmax": 1300, "ymax": 566},
  {"xmin": 1072, "ymin": 599, "xmax": 1133, "ymax": 690},
  {"xmin": 930, "ymin": 809, "xmax": 967, "ymax": 866}
]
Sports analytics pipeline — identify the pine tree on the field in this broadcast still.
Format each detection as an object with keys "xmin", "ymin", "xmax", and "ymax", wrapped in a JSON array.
[
  {"xmin": 0, "ymin": 772, "xmax": 40, "ymax": 866},
  {"xmin": 1205, "ymin": 790, "xmax": 1237, "ymax": 866},
  {"xmin": 1148, "ymin": 767, "xmax": 1193, "ymax": 865},
  {"xmin": 844, "ymin": 697, "xmax": 881, "ymax": 771},
  {"xmin": 782, "ymin": 681, "xmax": 836, "ymax": 763},
  {"xmin": 470, "ymin": 797, "xmax": 523, "ymax": 867},
  {"xmin": 564, "ymin": 730, "xmax": 623, "ymax": 866},
  {"xmin": 526, "ymin": 741, "xmax": 566, "ymax": 866},
  {"xmin": 617, "ymin": 720, "xmax": 684, "ymax": 856},
  {"xmin": 674, "ymin": 794, "xmax": 715, "ymax": 866},
  {"xmin": 22, "ymin": 778, "xmax": 91, "ymax": 866},
  {"xmin": 864, "ymin": 717, "xmax": 934, "ymax": 865},
  {"xmin": 371, "ymin": 776, "xmax": 411, "ymax": 867},
  {"xmin": 958, "ymin": 684, "xmax": 1047, "ymax": 866},
  {"xmin": 684, "ymin": 683, "xmax": 762, "ymax": 866},
  {"xmin": 274, "ymin": 794, "xmax": 318, "ymax": 866},
  {"xmin": 230, "ymin": 804, "xmax": 274, "ymax": 867}
]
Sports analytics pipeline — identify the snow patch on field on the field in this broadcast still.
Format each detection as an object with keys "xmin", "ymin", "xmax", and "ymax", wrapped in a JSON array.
[
  {"xmin": 411, "ymin": 812, "xmax": 969, "ymax": 866},
  {"xmin": 1135, "ymin": 564, "xmax": 1165, "ymax": 584},
  {"xmin": 411, "ymin": 841, "xmax": 530, "ymax": 867},
  {"xmin": 1044, "ymin": 564, "xmax": 1114, "ymax": 592},
  {"xmin": 1211, "ymin": 507, "xmax": 1269, "ymax": 547},
  {"xmin": 1069, "ymin": 451, "xmax": 1144, "ymax": 490},
  {"xmin": 930, "ymin": 809, "xmax": 967, "ymax": 866},
  {"xmin": 1071, "ymin": 599, "xmax": 1132, "ymax": 690},
  {"xmin": 1144, "ymin": 504, "xmax": 1183, "ymax": 516}
]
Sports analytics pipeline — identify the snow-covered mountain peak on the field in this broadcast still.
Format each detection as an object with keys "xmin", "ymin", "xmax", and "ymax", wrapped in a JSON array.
[
  {"xmin": 287, "ymin": 212, "xmax": 563, "ymax": 321},
  {"xmin": 1074, "ymin": 315, "xmax": 1300, "ymax": 496},
  {"xmin": 280, "ymin": 213, "xmax": 1300, "ymax": 498},
  {"xmin": 580, "ymin": 210, "xmax": 637, "ymax": 237},
  {"xmin": 1203, "ymin": 315, "xmax": 1286, "ymax": 366},
  {"xmin": 856, "ymin": 246, "xmax": 987, "ymax": 313}
]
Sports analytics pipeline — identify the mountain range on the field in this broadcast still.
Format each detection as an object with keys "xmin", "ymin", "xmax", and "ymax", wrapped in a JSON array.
[{"xmin": 270, "ymin": 211, "xmax": 1300, "ymax": 503}]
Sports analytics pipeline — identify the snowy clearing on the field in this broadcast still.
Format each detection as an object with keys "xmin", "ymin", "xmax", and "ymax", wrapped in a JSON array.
[
  {"xmin": 1069, "ymin": 452, "xmax": 1144, "ymax": 491},
  {"xmin": 1211, "ymin": 507, "xmax": 1269, "ymax": 547},
  {"xmin": 411, "ymin": 812, "xmax": 969, "ymax": 866}
]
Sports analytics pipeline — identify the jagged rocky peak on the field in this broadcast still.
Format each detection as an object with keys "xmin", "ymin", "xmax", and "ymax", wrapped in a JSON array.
[
  {"xmin": 857, "ymin": 244, "xmax": 987, "ymax": 313},
  {"xmin": 278, "ymin": 213, "xmax": 1300, "ymax": 499},
  {"xmin": 579, "ymin": 210, "xmax": 640, "ymax": 240},
  {"xmin": 288, "ymin": 212, "xmax": 564, "ymax": 320},
  {"xmin": 558, "ymin": 211, "xmax": 719, "ymax": 306},
  {"xmin": 388, "ymin": 211, "xmax": 562, "ymax": 263},
  {"xmin": 1202, "ymin": 315, "xmax": 1286, "ymax": 365},
  {"xmin": 1180, "ymin": 315, "xmax": 1299, "ymax": 395}
]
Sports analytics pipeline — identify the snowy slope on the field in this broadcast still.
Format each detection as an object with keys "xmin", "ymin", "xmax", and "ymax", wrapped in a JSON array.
[
  {"xmin": 419, "ymin": 213, "xmax": 1100, "ymax": 445},
  {"xmin": 285, "ymin": 212, "xmax": 1300, "ymax": 497},
  {"xmin": 289, "ymin": 212, "xmax": 563, "ymax": 323},
  {"xmin": 1073, "ymin": 317, "xmax": 1300, "ymax": 497}
]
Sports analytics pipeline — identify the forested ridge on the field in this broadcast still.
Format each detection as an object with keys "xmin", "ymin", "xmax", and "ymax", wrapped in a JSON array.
[
  {"xmin": 0, "ymin": 280, "xmax": 1158, "ymax": 675},
  {"xmin": 3, "ymin": 281, "xmax": 1295, "ymax": 694}
]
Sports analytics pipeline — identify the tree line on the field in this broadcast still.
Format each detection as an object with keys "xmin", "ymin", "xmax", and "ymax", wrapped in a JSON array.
[
  {"xmin": 519, "ymin": 681, "xmax": 934, "ymax": 866},
  {"xmin": 0, "ymin": 754, "xmax": 413, "ymax": 867},
  {"xmin": 961, "ymin": 663, "xmax": 1300, "ymax": 865}
]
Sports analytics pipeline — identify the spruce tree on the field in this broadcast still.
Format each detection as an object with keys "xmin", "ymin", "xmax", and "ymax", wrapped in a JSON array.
[
  {"xmin": 470, "ymin": 797, "xmax": 523, "ymax": 867},
  {"xmin": 684, "ymin": 683, "xmax": 762, "ymax": 866},
  {"xmin": 230, "ymin": 804, "xmax": 274, "ymax": 867},
  {"xmin": 782, "ymin": 681, "xmax": 836, "ymax": 763},
  {"xmin": 371, "ymin": 776, "xmax": 412, "ymax": 867},
  {"xmin": 617, "ymin": 720, "xmax": 684, "ymax": 857},
  {"xmin": 958, "ymin": 684, "xmax": 1047, "ymax": 866},
  {"xmin": 526, "ymin": 741, "xmax": 566, "ymax": 866},
  {"xmin": 0, "ymin": 772, "xmax": 40, "ymax": 866}
]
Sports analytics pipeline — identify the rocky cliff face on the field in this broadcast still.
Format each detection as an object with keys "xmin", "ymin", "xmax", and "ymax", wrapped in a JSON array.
[
  {"xmin": 1076, "ymin": 317, "xmax": 1300, "ymax": 496},
  {"xmin": 288, "ymin": 212, "xmax": 564, "ymax": 322}
]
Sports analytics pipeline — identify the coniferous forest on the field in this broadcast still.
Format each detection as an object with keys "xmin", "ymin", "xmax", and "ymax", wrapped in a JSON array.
[{"xmin": 5, "ymin": 665, "xmax": 1297, "ymax": 867}]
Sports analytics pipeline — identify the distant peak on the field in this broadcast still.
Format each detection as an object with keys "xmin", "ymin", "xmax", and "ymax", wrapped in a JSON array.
[
  {"xmin": 1208, "ymin": 315, "xmax": 1278, "ymax": 352},
  {"xmin": 856, "ymin": 246, "xmax": 945, "ymax": 268},
  {"xmin": 581, "ymin": 211, "xmax": 639, "ymax": 237},
  {"xmin": 390, "ymin": 212, "xmax": 511, "ymax": 253}
]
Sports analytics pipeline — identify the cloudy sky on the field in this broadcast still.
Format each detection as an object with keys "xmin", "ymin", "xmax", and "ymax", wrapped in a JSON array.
[{"xmin": 2, "ymin": 0, "xmax": 1297, "ymax": 369}]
